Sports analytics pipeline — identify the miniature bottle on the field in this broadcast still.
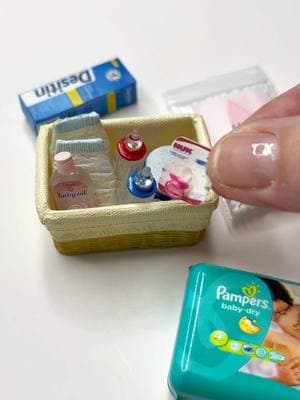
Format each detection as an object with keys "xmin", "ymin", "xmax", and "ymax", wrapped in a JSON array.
[
  {"xmin": 121, "ymin": 166, "xmax": 157, "ymax": 204},
  {"xmin": 115, "ymin": 129, "xmax": 147, "ymax": 191},
  {"xmin": 50, "ymin": 151, "xmax": 98, "ymax": 210}
]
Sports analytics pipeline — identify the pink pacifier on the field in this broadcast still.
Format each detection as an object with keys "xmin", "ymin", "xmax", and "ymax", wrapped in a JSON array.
[{"xmin": 165, "ymin": 168, "xmax": 192, "ymax": 200}]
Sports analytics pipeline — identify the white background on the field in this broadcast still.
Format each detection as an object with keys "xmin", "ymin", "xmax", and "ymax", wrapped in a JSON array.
[{"xmin": 1, "ymin": 1, "xmax": 300, "ymax": 399}]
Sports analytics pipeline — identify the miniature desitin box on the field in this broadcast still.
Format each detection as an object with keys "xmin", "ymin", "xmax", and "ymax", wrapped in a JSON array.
[
  {"xmin": 169, "ymin": 263, "xmax": 300, "ymax": 400},
  {"xmin": 19, "ymin": 58, "xmax": 136, "ymax": 131}
]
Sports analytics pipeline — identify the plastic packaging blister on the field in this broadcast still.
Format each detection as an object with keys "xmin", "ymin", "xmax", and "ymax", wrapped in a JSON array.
[
  {"xmin": 158, "ymin": 137, "xmax": 211, "ymax": 205},
  {"xmin": 164, "ymin": 66, "xmax": 276, "ymax": 224}
]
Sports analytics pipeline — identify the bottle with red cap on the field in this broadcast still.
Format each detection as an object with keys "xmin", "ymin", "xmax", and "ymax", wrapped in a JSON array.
[
  {"xmin": 115, "ymin": 129, "xmax": 147, "ymax": 195},
  {"xmin": 50, "ymin": 151, "xmax": 98, "ymax": 210}
]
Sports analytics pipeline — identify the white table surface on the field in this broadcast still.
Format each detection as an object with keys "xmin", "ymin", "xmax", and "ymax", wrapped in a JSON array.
[{"xmin": 1, "ymin": 1, "xmax": 300, "ymax": 399}]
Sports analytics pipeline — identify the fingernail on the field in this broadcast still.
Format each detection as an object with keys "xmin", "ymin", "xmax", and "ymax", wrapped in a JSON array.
[{"xmin": 211, "ymin": 132, "xmax": 278, "ymax": 189}]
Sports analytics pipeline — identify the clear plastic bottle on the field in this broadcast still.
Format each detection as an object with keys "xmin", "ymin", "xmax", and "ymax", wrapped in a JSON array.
[
  {"xmin": 115, "ymin": 129, "xmax": 147, "ymax": 194},
  {"xmin": 121, "ymin": 167, "xmax": 157, "ymax": 204},
  {"xmin": 50, "ymin": 152, "xmax": 98, "ymax": 210}
]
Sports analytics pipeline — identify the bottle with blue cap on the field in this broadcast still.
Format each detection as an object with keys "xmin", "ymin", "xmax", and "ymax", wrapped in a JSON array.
[{"xmin": 121, "ymin": 166, "xmax": 157, "ymax": 203}]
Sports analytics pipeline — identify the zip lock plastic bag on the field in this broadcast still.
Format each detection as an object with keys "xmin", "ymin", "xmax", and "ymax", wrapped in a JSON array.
[{"xmin": 164, "ymin": 66, "xmax": 276, "ymax": 224}]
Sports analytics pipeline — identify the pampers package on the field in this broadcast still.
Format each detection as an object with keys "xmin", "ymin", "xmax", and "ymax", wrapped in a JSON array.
[
  {"xmin": 169, "ymin": 263, "xmax": 300, "ymax": 400},
  {"xmin": 19, "ymin": 58, "xmax": 137, "ymax": 131}
]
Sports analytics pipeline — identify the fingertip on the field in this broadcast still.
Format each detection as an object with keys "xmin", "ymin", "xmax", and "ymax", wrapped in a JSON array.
[{"xmin": 208, "ymin": 116, "xmax": 300, "ymax": 212}]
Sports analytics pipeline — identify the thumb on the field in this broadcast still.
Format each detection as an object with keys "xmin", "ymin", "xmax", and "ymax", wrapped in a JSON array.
[{"xmin": 208, "ymin": 115, "xmax": 300, "ymax": 211}]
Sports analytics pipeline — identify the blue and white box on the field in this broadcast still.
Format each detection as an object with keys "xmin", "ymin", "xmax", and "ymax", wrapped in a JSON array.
[{"xmin": 19, "ymin": 58, "xmax": 137, "ymax": 131}]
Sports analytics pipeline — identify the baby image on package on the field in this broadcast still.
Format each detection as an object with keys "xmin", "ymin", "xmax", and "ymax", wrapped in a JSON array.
[{"xmin": 240, "ymin": 280, "xmax": 300, "ymax": 389}]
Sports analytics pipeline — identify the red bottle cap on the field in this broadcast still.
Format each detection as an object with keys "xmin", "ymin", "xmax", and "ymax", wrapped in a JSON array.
[{"xmin": 117, "ymin": 129, "xmax": 147, "ymax": 161}]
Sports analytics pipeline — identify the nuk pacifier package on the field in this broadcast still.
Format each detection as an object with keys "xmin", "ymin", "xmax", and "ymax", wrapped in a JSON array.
[
  {"xmin": 158, "ymin": 137, "xmax": 211, "ymax": 205},
  {"xmin": 169, "ymin": 263, "xmax": 300, "ymax": 400}
]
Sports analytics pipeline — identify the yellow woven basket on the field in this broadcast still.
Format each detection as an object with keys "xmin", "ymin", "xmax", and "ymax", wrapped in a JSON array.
[{"xmin": 36, "ymin": 114, "xmax": 218, "ymax": 255}]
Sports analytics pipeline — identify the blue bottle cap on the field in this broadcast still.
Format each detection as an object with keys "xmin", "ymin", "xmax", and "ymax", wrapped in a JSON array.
[{"xmin": 127, "ymin": 167, "xmax": 157, "ymax": 199}]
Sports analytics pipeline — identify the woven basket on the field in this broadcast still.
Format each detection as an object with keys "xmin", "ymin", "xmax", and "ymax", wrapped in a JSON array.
[{"xmin": 36, "ymin": 114, "xmax": 218, "ymax": 255}]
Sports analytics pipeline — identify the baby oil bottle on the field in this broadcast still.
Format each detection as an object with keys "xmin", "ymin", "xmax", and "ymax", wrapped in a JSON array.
[{"xmin": 50, "ymin": 151, "xmax": 98, "ymax": 210}]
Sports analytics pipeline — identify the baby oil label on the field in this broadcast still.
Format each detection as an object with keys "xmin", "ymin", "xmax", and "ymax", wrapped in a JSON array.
[
  {"xmin": 181, "ymin": 267, "xmax": 274, "ymax": 380},
  {"xmin": 54, "ymin": 181, "xmax": 88, "ymax": 209}
]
